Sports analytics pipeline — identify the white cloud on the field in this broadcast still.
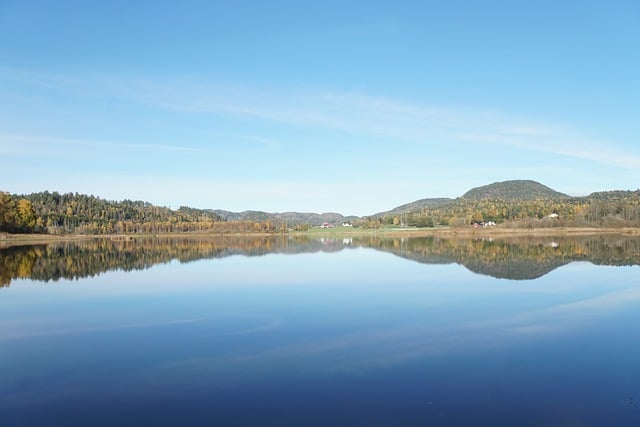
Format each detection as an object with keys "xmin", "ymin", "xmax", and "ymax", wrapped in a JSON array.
[
  {"xmin": 2, "ymin": 67, "xmax": 639, "ymax": 211},
  {"xmin": 0, "ymin": 133, "xmax": 203, "ymax": 153},
  {"xmin": 110, "ymin": 79, "xmax": 640, "ymax": 169}
]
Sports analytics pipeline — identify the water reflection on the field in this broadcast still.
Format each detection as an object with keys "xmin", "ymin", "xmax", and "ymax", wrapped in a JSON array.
[
  {"xmin": 2, "ymin": 235, "xmax": 640, "ymax": 426},
  {"xmin": 1, "ymin": 234, "xmax": 640, "ymax": 286}
]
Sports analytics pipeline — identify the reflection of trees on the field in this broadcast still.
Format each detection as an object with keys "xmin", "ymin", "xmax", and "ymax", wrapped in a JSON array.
[
  {"xmin": 364, "ymin": 235, "xmax": 640, "ymax": 280},
  {"xmin": 0, "ymin": 236, "xmax": 323, "ymax": 287},
  {"xmin": 2, "ymin": 235, "xmax": 640, "ymax": 286}
]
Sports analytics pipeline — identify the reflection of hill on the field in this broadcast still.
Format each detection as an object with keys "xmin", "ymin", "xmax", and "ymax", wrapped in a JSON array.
[
  {"xmin": 461, "ymin": 258, "xmax": 569, "ymax": 280},
  {"xmin": 1, "ymin": 234, "xmax": 640, "ymax": 286},
  {"xmin": 364, "ymin": 235, "xmax": 640, "ymax": 280},
  {"xmin": 0, "ymin": 236, "xmax": 338, "ymax": 287}
]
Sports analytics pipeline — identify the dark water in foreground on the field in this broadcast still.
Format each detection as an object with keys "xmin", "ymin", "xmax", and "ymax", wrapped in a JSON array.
[{"xmin": 1, "ymin": 235, "xmax": 640, "ymax": 426}]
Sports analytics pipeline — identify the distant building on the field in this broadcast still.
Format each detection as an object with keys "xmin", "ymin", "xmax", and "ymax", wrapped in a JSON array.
[
  {"xmin": 473, "ymin": 221, "xmax": 495, "ymax": 228},
  {"xmin": 342, "ymin": 222, "xmax": 353, "ymax": 227}
]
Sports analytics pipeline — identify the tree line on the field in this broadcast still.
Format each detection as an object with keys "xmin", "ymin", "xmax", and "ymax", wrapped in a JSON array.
[
  {"xmin": 2, "ymin": 189, "xmax": 640, "ymax": 235},
  {"xmin": 0, "ymin": 191, "xmax": 286, "ymax": 235}
]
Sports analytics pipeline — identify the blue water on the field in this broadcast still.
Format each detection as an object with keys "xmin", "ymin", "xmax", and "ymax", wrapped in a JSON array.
[{"xmin": 1, "ymin": 247, "xmax": 640, "ymax": 426}]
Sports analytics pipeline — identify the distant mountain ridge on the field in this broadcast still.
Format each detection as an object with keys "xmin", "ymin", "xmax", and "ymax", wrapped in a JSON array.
[
  {"xmin": 213, "ymin": 210, "xmax": 358, "ymax": 226},
  {"xmin": 215, "ymin": 181, "xmax": 562, "ymax": 224},
  {"xmin": 461, "ymin": 180, "xmax": 569, "ymax": 200},
  {"xmin": 212, "ymin": 180, "xmax": 639, "ymax": 228}
]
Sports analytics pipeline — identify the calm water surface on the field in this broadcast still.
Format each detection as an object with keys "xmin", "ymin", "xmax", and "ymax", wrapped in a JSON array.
[{"xmin": 1, "ymin": 236, "xmax": 640, "ymax": 426}]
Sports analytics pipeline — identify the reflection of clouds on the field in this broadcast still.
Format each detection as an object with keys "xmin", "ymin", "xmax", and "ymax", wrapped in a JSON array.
[
  {"xmin": 120, "ymin": 323, "xmax": 457, "ymax": 391},
  {"xmin": 116, "ymin": 286, "xmax": 640, "ymax": 381},
  {"xmin": 497, "ymin": 287, "xmax": 640, "ymax": 335},
  {"xmin": 236, "ymin": 324, "xmax": 447, "ymax": 361},
  {"xmin": 5, "ymin": 270, "xmax": 640, "ymax": 396},
  {"xmin": 505, "ymin": 325, "xmax": 558, "ymax": 335},
  {"xmin": 0, "ymin": 313, "xmax": 282, "ymax": 341},
  {"xmin": 212, "ymin": 287, "xmax": 640, "ymax": 373},
  {"xmin": 228, "ymin": 322, "xmax": 480, "ymax": 374},
  {"xmin": 0, "ymin": 316, "xmax": 209, "ymax": 341},
  {"xmin": 225, "ymin": 319, "xmax": 283, "ymax": 335},
  {"xmin": 6, "ymin": 284, "xmax": 637, "ymax": 402},
  {"xmin": 543, "ymin": 287, "xmax": 640, "ymax": 314}
]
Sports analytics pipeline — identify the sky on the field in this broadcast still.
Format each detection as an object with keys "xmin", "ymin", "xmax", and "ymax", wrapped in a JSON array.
[{"xmin": 1, "ymin": 0, "xmax": 639, "ymax": 216}]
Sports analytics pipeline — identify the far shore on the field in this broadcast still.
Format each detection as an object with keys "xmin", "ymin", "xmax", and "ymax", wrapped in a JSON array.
[
  {"xmin": 303, "ymin": 226, "xmax": 640, "ymax": 238},
  {"xmin": 2, "ymin": 226, "xmax": 640, "ymax": 247}
]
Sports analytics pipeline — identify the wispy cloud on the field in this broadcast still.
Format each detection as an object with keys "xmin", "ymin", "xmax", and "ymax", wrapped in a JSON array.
[
  {"xmin": 120, "ymin": 80, "xmax": 640, "ymax": 169},
  {"xmin": 0, "ymin": 133, "xmax": 203, "ymax": 154},
  {"xmin": 3, "ymin": 67, "xmax": 638, "ymax": 171},
  {"xmin": 2, "ymin": 66, "xmax": 639, "ymax": 212},
  {"xmin": 0, "ymin": 131, "xmax": 286, "ymax": 163}
]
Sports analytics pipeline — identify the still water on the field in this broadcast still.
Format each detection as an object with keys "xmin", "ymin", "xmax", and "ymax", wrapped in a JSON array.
[{"xmin": 1, "ymin": 235, "xmax": 640, "ymax": 426}]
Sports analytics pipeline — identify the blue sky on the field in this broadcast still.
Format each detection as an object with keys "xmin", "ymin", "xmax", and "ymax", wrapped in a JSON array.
[{"xmin": 1, "ymin": 0, "xmax": 638, "ymax": 215}]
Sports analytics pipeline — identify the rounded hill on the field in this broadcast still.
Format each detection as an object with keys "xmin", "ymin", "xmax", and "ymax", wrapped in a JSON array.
[{"xmin": 461, "ymin": 180, "xmax": 568, "ymax": 200}]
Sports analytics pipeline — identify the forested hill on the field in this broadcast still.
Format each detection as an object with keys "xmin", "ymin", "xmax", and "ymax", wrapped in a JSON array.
[
  {"xmin": 374, "ymin": 180, "xmax": 640, "ymax": 228},
  {"xmin": 3, "ymin": 180, "xmax": 640, "ymax": 235},
  {"xmin": 373, "ymin": 198, "xmax": 454, "ymax": 218},
  {"xmin": 378, "ymin": 180, "xmax": 569, "ymax": 218},
  {"xmin": 0, "ymin": 191, "xmax": 224, "ymax": 234},
  {"xmin": 461, "ymin": 180, "xmax": 569, "ymax": 200},
  {"xmin": 213, "ymin": 210, "xmax": 359, "ymax": 227},
  {"xmin": 587, "ymin": 190, "xmax": 640, "ymax": 200}
]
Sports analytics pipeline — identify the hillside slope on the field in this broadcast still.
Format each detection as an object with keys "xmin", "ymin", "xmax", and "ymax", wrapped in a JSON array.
[
  {"xmin": 461, "ymin": 180, "xmax": 568, "ymax": 200},
  {"xmin": 213, "ymin": 210, "xmax": 358, "ymax": 226},
  {"xmin": 373, "ymin": 198, "xmax": 454, "ymax": 218}
]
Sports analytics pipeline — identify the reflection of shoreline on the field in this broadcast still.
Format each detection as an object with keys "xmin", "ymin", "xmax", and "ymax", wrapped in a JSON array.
[
  {"xmin": 379, "ymin": 235, "xmax": 640, "ymax": 280},
  {"xmin": 1, "ymin": 235, "xmax": 640, "ymax": 286},
  {"xmin": 0, "ymin": 232, "xmax": 280, "ymax": 249},
  {"xmin": 2, "ymin": 227, "xmax": 640, "ymax": 249}
]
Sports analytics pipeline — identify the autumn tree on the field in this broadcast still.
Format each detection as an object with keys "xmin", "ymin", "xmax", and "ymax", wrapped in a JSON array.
[
  {"xmin": 0, "ymin": 192, "xmax": 16, "ymax": 231},
  {"xmin": 17, "ymin": 199, "xmax": 37, "ymax": 231}
]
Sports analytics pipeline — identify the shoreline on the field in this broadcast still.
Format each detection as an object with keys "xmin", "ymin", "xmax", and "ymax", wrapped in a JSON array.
[{"xmin": 2, "ymin": 226, "xmax": 639, "ymax": 247}]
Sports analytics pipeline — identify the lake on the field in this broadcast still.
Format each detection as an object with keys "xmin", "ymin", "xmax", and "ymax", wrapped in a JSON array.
[{"xmin": 1, "ymin": 234, "xmax": 640, "ymax": 426}]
